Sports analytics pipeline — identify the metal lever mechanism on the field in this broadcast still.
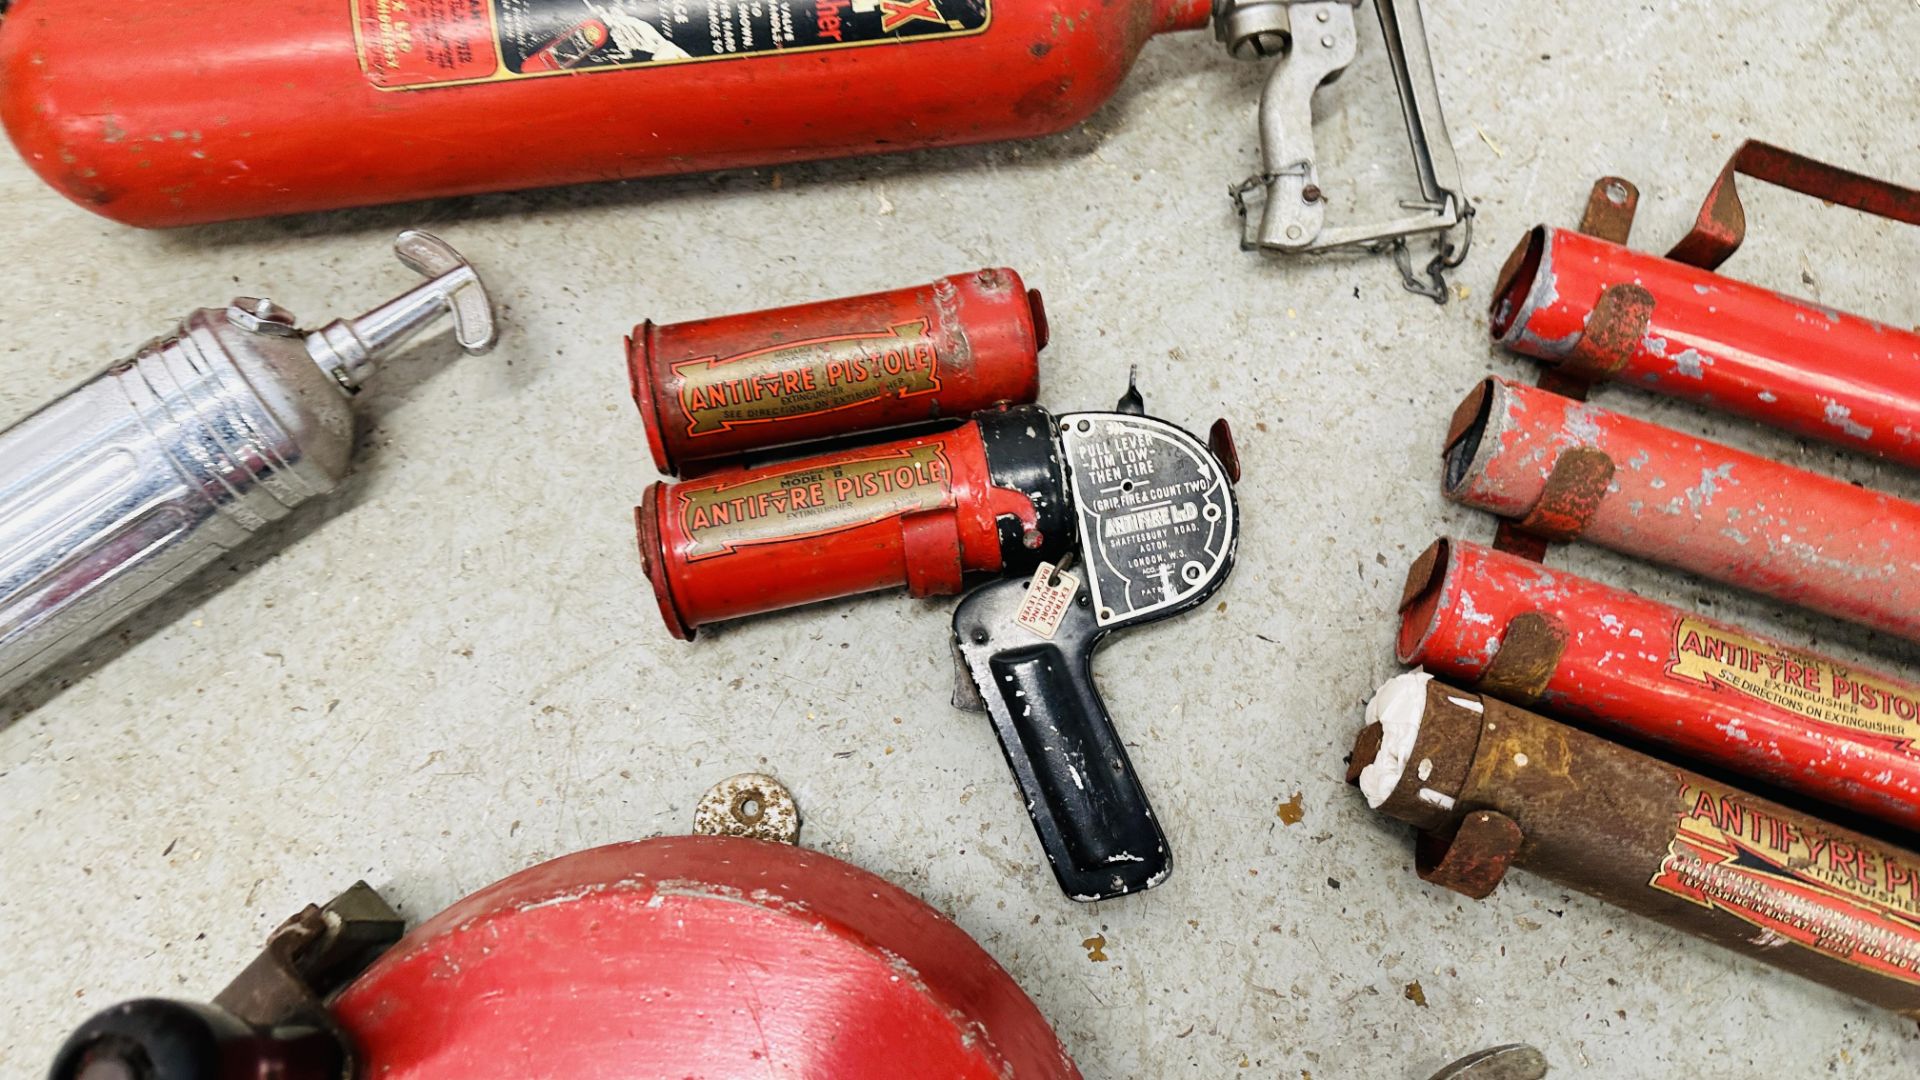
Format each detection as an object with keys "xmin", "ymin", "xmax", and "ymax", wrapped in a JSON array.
[
  {"xmin": 950, "ymin": 382, "xmax": 1240, "ymax": 902},
  {"xmin": 1218, "ymin": 0, "xmax": 1473, "ymax": 302}
]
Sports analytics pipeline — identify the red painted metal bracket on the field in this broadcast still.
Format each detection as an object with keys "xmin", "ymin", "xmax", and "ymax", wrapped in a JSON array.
[{"xmin": 1667, "ymin": 140, "xmax": 1920, "ymax": 270}]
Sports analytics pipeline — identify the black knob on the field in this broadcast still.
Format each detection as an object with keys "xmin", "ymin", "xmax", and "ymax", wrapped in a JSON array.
[{"xmin": 49, "ymin": 999, "xmax": 345, "ymax": 1080}]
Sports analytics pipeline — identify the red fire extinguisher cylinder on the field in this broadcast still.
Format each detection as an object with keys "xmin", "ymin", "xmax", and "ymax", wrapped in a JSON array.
[
  {"xmin": 1446, "ymin": 377, "xmax": 1920, "ymax": 645},
  {"xmin": 637, "ymin": 406, "xmax": 1069, "ymax": 638},
  {"xmin": 630, "ymin": 269, "xmax": 1045, "ymax": 476},
  {"xmin": 1400, "ymin": 538, "xmax": 1920, "ymax": 831},
  {"xmin": 0, "ymin": 0, "xmax": 1213, "ymax": 226},
  {"xmin": 1492, "ymin": 225, "xmax": 1920, "ymax": 468}
]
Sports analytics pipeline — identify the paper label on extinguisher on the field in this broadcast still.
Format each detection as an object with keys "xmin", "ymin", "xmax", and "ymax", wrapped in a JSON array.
[
  {"xmin": 673, "ymin": 320, "xmax": 941, "ymax": 437},
  {"xmin": 1649, "ymin": 779, "xmax": 1920, "ymax": 986},
  {"xmin": 1667, "ymin": 616, "xmax": 1920, "ymax": 752},
  {"xmin": 675, "ymin": 444, "xmax": 953, "ymax": 560},
  {"xmin": 354, "ymin": 0, "xmax": 992, "ymax": 89}
]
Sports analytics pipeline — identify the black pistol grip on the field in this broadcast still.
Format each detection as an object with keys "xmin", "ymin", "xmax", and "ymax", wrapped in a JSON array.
[{"xmin": 954, "ymin": 576, "xmax": 1169, "ymax": 901}]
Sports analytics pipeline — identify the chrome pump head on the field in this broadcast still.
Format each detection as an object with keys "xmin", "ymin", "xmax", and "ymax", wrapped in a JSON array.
[{"xmin": 305, "ymin": 229, "xmax": 497, "ymax": 392}]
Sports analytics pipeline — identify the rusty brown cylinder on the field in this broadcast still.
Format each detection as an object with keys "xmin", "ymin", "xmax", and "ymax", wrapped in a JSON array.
[{"xmin": 1351, "ymin": 673, "xmax": 1920, "ymax": 1017}]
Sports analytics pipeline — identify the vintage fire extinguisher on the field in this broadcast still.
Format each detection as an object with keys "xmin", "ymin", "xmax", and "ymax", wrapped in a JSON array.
[
  {"xmin": 1398, "ymin": 538, "xmax": 1920, "ymax": 833},
  {"xmin": 637, "ymin": 389, "xmax": 1241, "ymax": 901},
  {"xmin": 1352, "ymin": 673, "xmax": 1920, "ymax": 1018},
  {"xmin": 0, "ymin": 0, "xmax": 1474, "ymax": 297},
  {"xmin": 1491, "ymin": 141, "xmax": 1920, "ymax": 466},
  {"xmin": 630, "ymin": 268, "xmax": 1047, "ymax": 476},
  {"xmin": 48, "ymin": 775, "xmax": 1086, "ymax": 1080},
  {"xmin": 1445, "ymin": 376, "xmax": 1920, "ymax": 645},
  {"xmin": 629, "ymin": 268, "xmax": 1055, "ymax": 628},
  {"xmin": 0, "ymin": 232, "xmax": 494, "ymax": 702},
  {"xmin": 627, "ymin": 277, "xmax": 1240, "ymax": 899},
  {"xmin": 0, "ymin": 0, "xmax": 1212, "ymax": 227}
]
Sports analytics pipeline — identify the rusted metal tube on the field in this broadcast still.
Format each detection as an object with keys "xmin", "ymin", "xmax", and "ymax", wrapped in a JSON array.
[
  {"xmin": 1491, "ymin": 225, "xmax": 1920, "ymax": 467},
  {"xmin": 1399, "ymin": 537, "xmax": 1920, "ymax": 831},
  {"xmin": 1352, "ymin": 673, "xmax": 1920, "ymax": 1017},
  {"xmin": 1444, "ymin": 377, "xmax": 1920, "ymax": 643}
]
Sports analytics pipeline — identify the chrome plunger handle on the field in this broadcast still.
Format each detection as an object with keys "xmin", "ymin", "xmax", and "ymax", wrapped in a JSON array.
[{"xmin": 305, "ymin": 230, "xmax": 496, "ymax": 393}]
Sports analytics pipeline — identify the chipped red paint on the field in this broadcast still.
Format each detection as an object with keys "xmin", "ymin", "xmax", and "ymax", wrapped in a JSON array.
[
  {"xmin": 1492, "ymin": 226, "xmax": 1920, "ymax": 468},
  {"xmin": 0, "ymin": 0, "xmax": 1211, "ymax": 227},
  {"xmin": 630, "ymin": 269, "xmax": 1044, "ymax": 476},
  {"xmin": 1446, "ymin": 378, "xmax": 1920, "ymax": 645},
  {"xmin": 1400, "ymin": 538, "xmax": 1920, "ymax": 831},
  {"xmin": 332, "ymin": 836, "xmax": 1083, "ymax": 1080}
]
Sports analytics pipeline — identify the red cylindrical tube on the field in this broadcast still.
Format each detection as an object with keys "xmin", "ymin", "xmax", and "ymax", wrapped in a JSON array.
[
  {"xmin": 1399, "ymin": 537, "xmax": 1920, "ymax": 830},
  {"xmin": 1491, "ymin": 226, "xmax": 1920, "ymax": 467},
  {"xmin": 1445, "ymin": 377, "xmax": 1920, "ymax": 643},
  {"xmin": 0, "ymin": 0, "xmax": 1211, "ymax": 227},
  {"xmin": 637, "ymin": 406, "xmax": 1067, "ymax": 638},
  {"xmin": 630, "ymin": 270, "xmax": 1045, "ymax": 476}
]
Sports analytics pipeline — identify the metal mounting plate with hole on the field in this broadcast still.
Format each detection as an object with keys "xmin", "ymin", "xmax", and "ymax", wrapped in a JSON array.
[{"xmin": 692, "ymin": 773, "xmax": 801, "ymax": 845}]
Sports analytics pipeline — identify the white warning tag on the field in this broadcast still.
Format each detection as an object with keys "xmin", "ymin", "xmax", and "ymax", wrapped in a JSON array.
[{"xmin": 1014, "ymin": 562, "xmax": 1079, "ymax": 639}]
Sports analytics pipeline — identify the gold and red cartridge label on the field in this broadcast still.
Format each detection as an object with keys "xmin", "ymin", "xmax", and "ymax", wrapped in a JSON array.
[
  {"xmin": 1667, "ymin": 616, "xmax": 1920, "ymax": 750},
  {"xmin": 355, "ymin": 0, "xmax": 992, "ymax": 89},
  {"xmin": 672, "ymin": 321, "xmax": 941, "ymax": 437},
  {"xmin": 675, "ymin": 443, "xmax": 953, "ymax": 558},
  {"xmin": 1651, "ymin": 779, "xmax": 1920, "ymax": 985}
]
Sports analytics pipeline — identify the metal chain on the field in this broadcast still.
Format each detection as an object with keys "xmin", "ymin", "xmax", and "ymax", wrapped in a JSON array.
[{"xmin": 1391, "ymin": 199, "xmax": 1475, "ymax": 303}]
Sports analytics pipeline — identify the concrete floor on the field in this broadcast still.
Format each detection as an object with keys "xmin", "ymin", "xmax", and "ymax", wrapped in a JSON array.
[{"xmin": 3, "ymin": 2, "xmax": 1919, "ymax": 1076}]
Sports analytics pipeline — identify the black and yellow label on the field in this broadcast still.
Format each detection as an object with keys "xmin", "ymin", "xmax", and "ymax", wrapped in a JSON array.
[
  {"xmin": 1650, "ymin": 779, "xmax": 1920, "ymax": 986},
  {"xmin": 354, "ymin": 0, "xmax": 991, "ymax": 90},
  {"xmin": 1667, "ymin": 616, "xmax": 1920, "ymax": 749},
  {"xmin": 673, "ymin": 320, "xmax": 940, "ymax": 437},
  {"xmin": 676, "ymin": 443, "xmax": 951, "ymax": 559}
]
